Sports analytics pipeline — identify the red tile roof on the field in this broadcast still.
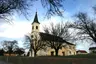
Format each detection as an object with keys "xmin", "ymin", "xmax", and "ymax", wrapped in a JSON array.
[{"xmin": 77, "ymin": 50, "xmax": 87, "ymax": 53}]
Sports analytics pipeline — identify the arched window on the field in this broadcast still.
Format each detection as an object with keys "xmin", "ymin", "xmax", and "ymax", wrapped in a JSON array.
[
  {"xmin": 36, "ymin": 26, "xmax": 38, "ymax": 29},
  {"xmin": 62, "ymin": 52, "xmax": 65, "ymax": 56},
  {"xmin": 69, "ymin": 51, "xmax": 71, "ymax": 55},
  {"xmin": 31, "ymin": 35, "xmax": 33, "ymax": 38},
  {"xmin": 51, "ymin": 51, "xmax": 54, "ymax": 56}
]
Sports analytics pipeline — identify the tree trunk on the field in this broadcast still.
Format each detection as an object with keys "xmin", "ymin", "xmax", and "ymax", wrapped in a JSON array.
[
  {"xmin": 34, "ymin": 50, "xmax": 37, "ymax": 57},
  {"xmin": 31, "ymin": 50, "xmax": 32, "ymax": 57},
  {"xmin": 29, "ymin": 47, "xmax": 32, "ymax": 57},
  {"xmin": 55, "ymin": 49, "xmax": 59, "ymax": 56},
  {"xmin": 30, "ymin": 49, "xmax": 32, "ymax": 57}
]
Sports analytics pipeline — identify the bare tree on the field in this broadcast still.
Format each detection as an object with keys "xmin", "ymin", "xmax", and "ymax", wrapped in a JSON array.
[
  {"xmin": 44, "ymin": 22, "xmax": 72, "ymax": 41},
  {"xmin": 71, "ymin": 12, "xmax": 96, "ymax": 44},
  {"xmin": 43, "ymin": 22, "xmax": 72, "ymax": 56},
  {"xmin": 0, "ymin": 0, "xmax": 31, "ymax": 21},
  {"xmin": 2, "ymin": 40, "xmax": 18, "ymax": 55},
  {"xmin": 24, "ymin": 34, "xmax": 33, "ymax": 56},
  {"xmin": 0, "ymin": 0, "xmax": 64, "ymax": 21},
  {"xmin": 14, "ymin": 48, "xmax": 25, "ymax": 56},
  {"xmin": 25, "ymin": 33, "xmax": 46, "ymax": 57},
  {"xmin": 41, "ymin": 0, "xmax": 64, "ymax": 17},
  {"xmin": 46, "ymin": 36, "xmax": 66, "ymax": 56}
]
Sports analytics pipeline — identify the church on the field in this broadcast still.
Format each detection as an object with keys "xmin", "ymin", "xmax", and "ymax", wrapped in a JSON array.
[{"xmin": 29, "ymin": 12, "xmax": 76, "ymax": 57}]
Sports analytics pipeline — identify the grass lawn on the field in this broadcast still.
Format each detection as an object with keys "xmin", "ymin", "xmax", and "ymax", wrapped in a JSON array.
[{"xmin": 0, "ymin": 54, "xmax": 96, "ymax": 64}]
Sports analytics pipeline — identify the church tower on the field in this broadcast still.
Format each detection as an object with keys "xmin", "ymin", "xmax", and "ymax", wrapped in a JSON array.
[
  {"xmin": 31, "ymin": 12, "xmax": 40, "ymax": 33},
  {"xmin": 30, "ymin": 12, "xmax": 40, "ymax": 57}
]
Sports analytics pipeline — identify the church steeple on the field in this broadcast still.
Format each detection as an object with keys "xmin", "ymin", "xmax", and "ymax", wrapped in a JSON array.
[
  {"xmin": 31, "ymin": 12, "xmax": 40, "ymax": 33},
  {"xmin": 32, "ymin": 12, "xmax": 40, "ymax": 24}
]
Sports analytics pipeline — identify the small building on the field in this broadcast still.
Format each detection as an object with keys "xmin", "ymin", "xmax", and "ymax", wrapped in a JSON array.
[
  {"xmin": 89, "ymin": 47, "xmax": 96, "ymax": 53},
  {"xmin": 4, "ymin": 53, "xmax": 18, "ymax": 56},
  {"xmin": 76, "ymin": 50, "xmax": 87, "ymax": 54}
]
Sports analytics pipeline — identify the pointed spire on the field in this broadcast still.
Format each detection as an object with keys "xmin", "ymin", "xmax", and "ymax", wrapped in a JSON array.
[{"xmin": 32, "ymin": 12, "xmax": 40, "ymax": 24}]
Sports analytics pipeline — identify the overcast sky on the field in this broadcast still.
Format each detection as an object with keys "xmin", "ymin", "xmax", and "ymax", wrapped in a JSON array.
[{"xmin": 0, "ymin": 0, "xmax": 96, "ymax": 52}]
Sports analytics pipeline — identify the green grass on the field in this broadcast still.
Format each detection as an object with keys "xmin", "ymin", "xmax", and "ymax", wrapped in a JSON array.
[
  {"xmin": 0, "ymin": 54, "xmax": 96, "ymax": 64},
  {"xmin": 39, "ymin": 53, "xmax": 96, "ymax": 58}
]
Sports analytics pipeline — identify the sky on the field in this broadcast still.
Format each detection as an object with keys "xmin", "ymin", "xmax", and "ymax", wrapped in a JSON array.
[{"xmin": 0, "ymin": 0, "xmax": 96, "ymax": 52}]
